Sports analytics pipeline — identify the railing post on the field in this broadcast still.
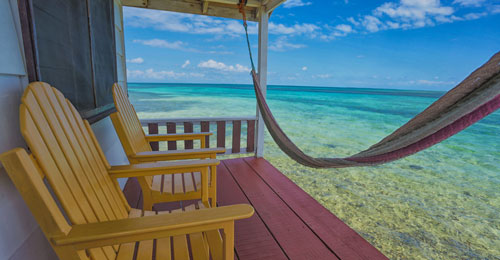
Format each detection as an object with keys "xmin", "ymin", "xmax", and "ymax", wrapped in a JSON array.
[
  {"xmin": 232, "ymin": 120, "xmax": 241, "ymax": 153},
  {"xmin": 184, "ymin": 122, "xmax": 194, "ymax": 149},
  {"xmin": 217, "ymin": 121, "xmax": 226, "ymax": 150},
  {"xmin": 140, "ymin": 117, "xmax": 256, "ymax": 155},
  {"xmin": 201, "ymin": 121, "xmax": 210, "ymax": 148},
  {"xmin": 246, "ymin": 120, "xmax": 255, "ymax": 153},
  {"xmin": 255, "ymin": 6, "xmax": 268, "ymax": 158},
  {"xmin": 166, "ymin": 122, "xmax": 177, "ymax": 150},
  {"xmin": 148, "ymin": 123, "xmax": 159, "ymax": 151}
]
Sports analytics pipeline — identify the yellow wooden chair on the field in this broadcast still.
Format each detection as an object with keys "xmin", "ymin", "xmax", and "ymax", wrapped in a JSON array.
[
  {"xmin": 110, "ymin": 83, "xmax": 224, "ymax": 210},
  {"xmin": 0, "ymin": 82, "xmax": 253, "ymax": 259}
]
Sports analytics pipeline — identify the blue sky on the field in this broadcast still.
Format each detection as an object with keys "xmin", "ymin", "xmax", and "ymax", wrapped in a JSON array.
[{"xmin": 123, "ymin": 0, "xmax": 500, "ymax": 90}]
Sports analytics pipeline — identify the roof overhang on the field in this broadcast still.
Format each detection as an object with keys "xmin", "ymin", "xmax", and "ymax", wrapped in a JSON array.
[{"xmin": 123, "ymin": 0, "xmax": 286, "ymax": 21}]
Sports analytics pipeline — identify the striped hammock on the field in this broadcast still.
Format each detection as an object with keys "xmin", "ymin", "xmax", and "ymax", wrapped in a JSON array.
[{"xmin": 251, "ymin": 52, "xmax": 500, "ymax": 168}]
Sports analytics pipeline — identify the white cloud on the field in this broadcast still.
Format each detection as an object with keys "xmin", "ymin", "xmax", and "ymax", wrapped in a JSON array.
[
  {"xmin": 371, "ymin": 0, "xmax": 454, "ymax": 29},
  {"xmin": 127, "ymin": 69, "xmax": 143, "ymax": 78},
  {"xmin": 134, "ymin": 39, "xmax": 232, "ymax": 54},
  {"xmin": 302, "ymin": 66, "xmax": 308, "ymax": 71},
  {"xmin": 124, "ymin": 8, "xmax": 247, "ymax": 36},
  {"xmin": 134, "ymin": 39, "xmax": 187, "ymax": 50},
  {"xmin": 124, "ymin": 7, "xmax": 322, "ymax": 39},
  {"xmin": 394, "ymin": 78, "xmax": 456, "ymax": 86},
  {"xmin": 347, "ymin": 17, "xmax": 360, "ymax": 26},
  {"xmin": 453, "ymin": 0, "xmax": 485, "ymax": 7},
  {"xmin": 198, "ymin": 60, "xmax": 250, "ymax": 73},
  {"xmin": 313, "ymin": 74, "xmax": 332, "ymax": 79},
  {"xmin": 181, "ymin": 60, "xmax": 190, "ymax": 68},
  {"xmin": 326, "ymin": 24, "xmax": 354, "ymax": 38},
  {"xmin": 335, "ymin": 24, "xmax": 353, "ymax": 34},
  {"xmin": 269, "ymin": 23, "xmax": 320, "ymax": 38},
  {"xmin": 124, "ymin": 2, "xmax": 494, "ymax": 48},
  {"xmin": 341, "ymin": 0, "xmax": 494, "ymax": 36},
  {"xmin": 127, "ymin": 68, "xmax": 186, "ymax": 80},
  {"xmin": 463, "ymin": 11, "xmax": 488, "ymax": 20},
  {"xmin": 416, "ymin": 79, "xmax": 455, "ymax": 85},
  {"xmin": 493, "ymin": 5, "xmax": 500, "ymax": 14},
  {"xmin": 189, "ymin": 72, "xmax": 205, "ymax": 77},
  {"xmin": 283, "ymin": 0, "xmax": 312, "ymax": 8},
  {"xmin": 269, "ymin": 36, "xmax": 306, "ymax": 52},
  {"xmin": 127, "ymin": 57, "xmax": 144, "ymax": 64},
  {"xmin": 375, "ymin": 0, "xmax": 454, "ymax": 20},
  {"xmin": 361, "ymin": 15, "xmax": 384, "ymax": 32}
]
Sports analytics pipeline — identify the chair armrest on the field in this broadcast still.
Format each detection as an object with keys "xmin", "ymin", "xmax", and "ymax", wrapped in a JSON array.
[
  {"xmin": 145, "ymin": 132, "xmax": 213, "ymax": 142},
  {"xmin": 130, "ymin": 148, "xmax": 226, "ymax": 162},
  {"xmin": 108, "ymin": 159, "xmax": 219, "ymax": 178},
  {"xmin": 52, "ymin": 204, "xmax": 254, "ymax": 250}
]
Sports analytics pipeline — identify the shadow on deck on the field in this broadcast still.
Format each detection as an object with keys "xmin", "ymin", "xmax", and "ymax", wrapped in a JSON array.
[{"xmin": 123, "ymin": 157, "xmax": 387, "ymax": 260}]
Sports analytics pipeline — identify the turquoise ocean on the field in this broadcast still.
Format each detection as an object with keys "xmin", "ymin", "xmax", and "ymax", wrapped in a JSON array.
[{"xmin": 128, "ymin": 82, "xmax": 500, "ymax": 259}]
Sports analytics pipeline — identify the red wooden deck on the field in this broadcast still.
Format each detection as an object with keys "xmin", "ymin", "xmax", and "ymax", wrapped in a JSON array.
[{"xmin": 123, "ymin": 157, "xmax": 387, "ymax": 260}]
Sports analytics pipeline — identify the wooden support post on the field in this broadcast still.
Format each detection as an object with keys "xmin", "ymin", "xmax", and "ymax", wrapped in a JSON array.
[
  {"xmin": 202, "ymin": 0, "xmax": 209, "ymax": 13},
  {"xmin": 255, "ymin": 7, "xmax": 268, "ymax": 158}
]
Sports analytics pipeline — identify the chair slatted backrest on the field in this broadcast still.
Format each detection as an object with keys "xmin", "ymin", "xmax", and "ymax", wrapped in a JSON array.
[
  {"xmin": 20, "ymin": 82, "xmax": 130, "ymax": 260},
  {"xmin": 112, "ymin": 83, "xmax": 151, "ymax": 155},
  {"xmin": 111, "ymin": 83, "xmax": 154, "ymax": 186}
]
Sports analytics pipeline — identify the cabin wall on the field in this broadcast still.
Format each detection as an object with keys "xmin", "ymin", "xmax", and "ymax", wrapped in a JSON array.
[
  {"xmin": 0, "ymin": 0, "xmax": 58, "ymax": 259},
  {"xmin": 0, "ymin": 1, "xmax": 129, "ymax": 259},
  {"xmin": 91, "ymin": 117, "xmax": 130, "ymax": 188}
]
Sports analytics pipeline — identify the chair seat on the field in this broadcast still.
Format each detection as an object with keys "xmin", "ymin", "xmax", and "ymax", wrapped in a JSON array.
[
  {"xmin": 151, "ymin": 172, "xmax": 212, "ymax": 195},
  {"xmin": 116, "ymin": 201, "xmax": 222, "ymax": 260}
]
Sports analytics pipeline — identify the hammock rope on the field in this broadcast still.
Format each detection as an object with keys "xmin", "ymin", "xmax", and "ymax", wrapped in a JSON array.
[{"xmin": 239, "ymin": 6, "xmax": 500, "ymax": 168}]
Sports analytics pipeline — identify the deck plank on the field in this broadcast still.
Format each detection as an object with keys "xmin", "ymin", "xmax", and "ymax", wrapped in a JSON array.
[
  {"xmin": 243, "ymin": 157, "xmax": 388, "ymax": 260},
  {"xmin": 121, "ymin": 157, "xmax": 387, "ymax": 260},
  {"xmin": 217, "ymin": 162, "xmax": 288, "ymax": 260},
  {"xmin": 223, "ymin": 158, "xmax": 340, "ymax": 260},
  {"xmin": 123, "ymin": 177, "xmax": 142, "ymax": 209}
]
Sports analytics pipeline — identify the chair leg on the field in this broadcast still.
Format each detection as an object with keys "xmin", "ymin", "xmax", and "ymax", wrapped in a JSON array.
[
  {"xmin": 201, "ymin": 168, "xmax": 209, "ymax": 205},
  {"xmin": 222, "ymin": 222, "xmax": 235, "ymax": 260},
  {"xmin": 210, "ymin": 165, "xmax": 217, "ymax": 208},
  {"xmin": 210, "ymin": 186, "xmax": 217, "ymax": 208},
  {"xmin": 142, "ymin": 199, "xmax": 154, "ymax": 211},
  {"xmin": 137, "ymin": 177, "xmax": 154, "ymax": 211}
]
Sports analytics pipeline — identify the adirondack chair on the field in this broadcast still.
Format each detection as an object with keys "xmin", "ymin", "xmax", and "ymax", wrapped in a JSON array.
[
  {"xmin": 110, "ymin": 83, "xmax": 224, "ymax": 210},
  {"xmin": 0, "ymin": 82, "xmax": 253, "ymax": 259}
]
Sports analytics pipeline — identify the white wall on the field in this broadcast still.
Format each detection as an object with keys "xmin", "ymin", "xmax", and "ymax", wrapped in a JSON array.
[
  {"xmin": 0, "ymin": 0, "xmax": 58, "ymax": 259},
  {"xmin": 0, "ymin": 0, "xmax": 130, "ymax": 258},
  {"xmin": 91, "ymin": 117, "xmax": 130, "ymax": 188}
]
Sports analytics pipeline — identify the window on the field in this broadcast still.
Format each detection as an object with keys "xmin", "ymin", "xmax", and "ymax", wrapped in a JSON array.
[{"xmin": 19, "ymin": 0, "xmax": 118, "ymax": 123}]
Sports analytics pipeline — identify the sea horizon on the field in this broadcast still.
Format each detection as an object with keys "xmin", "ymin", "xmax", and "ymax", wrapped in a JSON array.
[{"xmin": 127, "ymin": 81, "xmax": 447, "ymax": 98}]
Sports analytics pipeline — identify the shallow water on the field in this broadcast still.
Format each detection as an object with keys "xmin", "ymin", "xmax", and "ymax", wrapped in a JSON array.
[{"xmin": 129, "ymin": 82, "xmax": 500, "ymax": 259}]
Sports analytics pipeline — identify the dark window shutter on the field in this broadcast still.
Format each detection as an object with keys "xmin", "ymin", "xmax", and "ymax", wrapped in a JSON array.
[{"xmin": 27, "ymin": 0, "xmax": 117, "ymax": 122}]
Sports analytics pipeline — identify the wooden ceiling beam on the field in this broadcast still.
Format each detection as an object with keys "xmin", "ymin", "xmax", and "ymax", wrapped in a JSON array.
[
  {"xmin": 123, "ymin": 0, "xmax": 260, "ymax": 21},
  {"xmin": 265, "ymin": 0, "xmax": 285, "ymax": 12},
  {"xmin": 208, "ymin": 0, "xmax": 261, "ymax": 8}
]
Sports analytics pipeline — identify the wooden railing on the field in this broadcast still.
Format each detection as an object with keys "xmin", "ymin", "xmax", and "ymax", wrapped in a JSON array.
[{"xmin": 140, "ymin": 116, "xmax": 257, "ymax": 155}]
